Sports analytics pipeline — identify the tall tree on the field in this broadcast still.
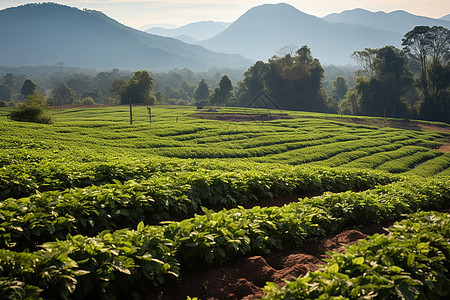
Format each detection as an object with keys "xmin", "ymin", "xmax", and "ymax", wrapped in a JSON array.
[
  {"xmin": 210, "ymin": 75, "xmax": 234, "ymax": 106},
  {"xmin": 53, "ymin": 83, "xmax": 77, "ymax": 106},
  {"xmin": 354, "ymin": 46, "xmax": 415, "ymax": 118},
  {"xmin": 237, "ymin": 61, "xmax": 269, "ymax": 106},
  {"xmin": 331, "ymin": 76, "xmax": 348, "ymax": 102},
  {"xmin": 402, "ymin": 26, "xmax": 450, "ymax": 121},
  {"xmin": 237, "ymin": 46, "xmax": 327, "ymax": 112},
  {"xmin": 193, "ymin": 79, "xmax": 210, "ymax": 101},
  {"xmin": 0, "ymin": 84, "xmax": 12, "ymax": 101},
  {"xmin": 20, "ymin": 79, "xmax": 37, "ymax": 98},
  {"xmin": 120, "ymin": 70, "xmax": 154, "ymax": 105}
]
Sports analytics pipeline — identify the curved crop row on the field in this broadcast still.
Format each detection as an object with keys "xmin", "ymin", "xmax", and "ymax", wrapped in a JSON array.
[
  {"xmin": 262, "ymin": 211, "xmax": 450, "ymax": 299},
  {"xmin": 0, "ymin": 167, "xmax": 396, "ymax": 250},
  {"xmin": 0, "ymin": 178, "xmax": 448, "ymax": 299}
]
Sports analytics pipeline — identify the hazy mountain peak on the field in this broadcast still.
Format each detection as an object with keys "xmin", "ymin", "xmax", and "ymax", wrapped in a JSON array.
[
  {"xmin": 442, "ymin": 14, "xmax": 450, "ymax": 21},
  {"xmin": 145, "ymin": 20, "xmax": 231, "ymax": 41},
  {"xmin": 0, "ymin": 2, "xmax": 249, "ymax": 71},
  {"xmin": 323, "ymin": 7, "xmax": 450, "ymax": 34}
]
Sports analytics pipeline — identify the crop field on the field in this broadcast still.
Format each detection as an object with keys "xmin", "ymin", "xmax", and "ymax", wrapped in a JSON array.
[{"xmin": 0, "ymin": 106, "xmax": 449, "ymax": 299}]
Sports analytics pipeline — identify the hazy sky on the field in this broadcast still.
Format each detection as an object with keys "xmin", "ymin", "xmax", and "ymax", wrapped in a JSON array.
[{"xmin": 1, "ymin": 0, "xmax": 449, "ymax": 28}]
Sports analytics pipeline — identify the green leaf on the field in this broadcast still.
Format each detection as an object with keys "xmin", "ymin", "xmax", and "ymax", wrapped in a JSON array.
[
  {"xmin": 137, "ymin": 221, "xmax": 145, "ymax": 232},
  {"xmin": 328, "ymin": 263, "xmax": 339, "ymax": 273},
  {"xmin": 352, "ymin": 257, "xmax": 364, "ymax": 265},
  {"xmin": 407, "ymin": 253, "xmax": 415, "ymax": 266}
]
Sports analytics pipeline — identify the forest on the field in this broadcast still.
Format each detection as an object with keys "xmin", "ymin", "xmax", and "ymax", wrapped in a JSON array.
[{"xmin": 1, "ymin": 26, "xmax": 447, "ymax": 123}]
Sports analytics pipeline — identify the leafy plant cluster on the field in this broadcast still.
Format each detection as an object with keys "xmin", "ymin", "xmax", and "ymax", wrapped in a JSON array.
[
  {"xmin": 262, "ymin": 210, "xmax": 450, "ymax": 299},
  {"xmin": 0, "ymin": 225, "xmax": 178, "ymax": 300},
  {"xmin": 0, "ymin": 178, "xmax": 448, "ymax": 299},
  {"xmin": 0, "ymin": 166, "xmax": 397, "ymax": 250}
]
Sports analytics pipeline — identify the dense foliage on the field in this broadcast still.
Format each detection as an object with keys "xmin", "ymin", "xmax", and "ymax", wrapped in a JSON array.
[
  {"xmin": 262, "ymin": 211, "xmax": 450, "ymax": 299},
  {"xmin": 0, "ymin": 106, "xmax": 449, "ymax": 298}
]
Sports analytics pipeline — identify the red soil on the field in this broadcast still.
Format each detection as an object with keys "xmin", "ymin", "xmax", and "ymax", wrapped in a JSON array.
[
  {"xmin": 147, "ymin": 226, "xmax": 388, "ymax": 300},
  {"xmin": 439, "ymin": 144, "xmax": 450, "ymax": 153}
]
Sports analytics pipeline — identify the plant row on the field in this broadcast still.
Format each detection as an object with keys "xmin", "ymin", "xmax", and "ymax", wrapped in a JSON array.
[
  {"xmin": 405, "ymin": 153, "xmax": 450, "ymax": 177},
  {"xmin": 0, "ymin": 178, "xmax": 448, "ymax": 299},
  {"xmin": 0, "ymin": 167, "xmax": 397, "ymax": 250},
  {"xmin": 262, "ymin": 210, "xmax": 450, "ymax": 299}
]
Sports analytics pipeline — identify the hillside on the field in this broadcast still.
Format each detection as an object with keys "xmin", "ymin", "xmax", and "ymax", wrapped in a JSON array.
[
  {"xmin": 198, "ymin": 3, "xmax": 401, "ymax": 65},
  {"xmin": 324, "ymin": 8, "xmax": 450, "ymax": 34},
  {"xmin": 145, "ymin": 21, "xmax": 231, "ymax": 42},
  {"xmin": 0, "ymin": 3, "xmax": 249, "ymax": 71}
]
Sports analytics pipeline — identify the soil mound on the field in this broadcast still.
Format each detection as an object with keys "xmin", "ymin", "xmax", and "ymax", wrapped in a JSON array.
[{"xmin": 148, "ymin": 228, "xmax": 387, "ymax": 299}]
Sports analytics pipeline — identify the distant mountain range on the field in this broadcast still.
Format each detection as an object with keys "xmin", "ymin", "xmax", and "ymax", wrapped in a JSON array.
[
  {"xmin": 0, "ymin": 3, "xmax": 248, "ymax": 71},
  {"xmin": 147, "ymin": 4, "xmax": 449, "ymax": 65},
  {"xmin": 1, "ymin": 2, "xmax": 448, "ymax": 69},
  {"xmin": 323, "ymin": 8, "xmax": 450, "ymax": 34},
  {"xmin": 198, "ymin": 4, "xmax": 401, "ymax": 65},
  {"xmin": 145, "ymin": 21, "xmax": 231, "ymax": 43}
]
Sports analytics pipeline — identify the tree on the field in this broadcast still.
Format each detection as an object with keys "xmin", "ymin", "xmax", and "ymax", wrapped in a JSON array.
[
  {"xmin": 236, "ymin": 61, "xmax": 269, "ymax": 106},
  {"xmin": 354, "ymin": 46, "xmax": 415, "ymax": 118},
  {"xmin": 181, "ymin": 81, "xmax": 195, "ymax": 99},
  {"xmin": 331, "ymin": 76, "xmax": 348, "ymax": 102},
  {"xmin": 266, "ymin": 45, "xmax": 327, "ymax": 111},
  {"xmin": 210, "ymin": 75, "xmax": 234, "ymax": 106},
  {"xmin": 210, "ymin": 75, "xmax": 233, "ymax": 105},
  {"xmin": 237, "ymin": 46, "xmax": 327, "ymax": 112},
  {"xmin": 110, "ymin": 79, "xmax": 127, "ymax": 99},
  {"xmin": 54, "ymin": 83, "xmax": 77, "ymax": 106},
  {"xmin": 194, "ymin": 79, "xmax": 210, "ymax": 102},
  {"xmin": 20, "ymin": 79, "xmax": 37, "ymax": 98},
  {"xmin": 81, "ymin": 88, "xmax": 103, "ymax": 102},
  {"xmin": 0, "ymin": 84, "xmax": 12, "ymax": 101},
  {"xmin": 351, "ymin": 48, "xmax": 377, "ymax": 78},
  {"xmin": 120, "ymin": 70, "xmax": 154, "ymax": 105},
  {"xmin": 402, "ymin": 26, "xmax": 450, "ymax": 121}
]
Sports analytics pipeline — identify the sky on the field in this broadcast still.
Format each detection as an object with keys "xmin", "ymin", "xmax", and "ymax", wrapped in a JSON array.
[{"xmin": 1, "ymin": 0, "xmax": 449, "ymax": 29}]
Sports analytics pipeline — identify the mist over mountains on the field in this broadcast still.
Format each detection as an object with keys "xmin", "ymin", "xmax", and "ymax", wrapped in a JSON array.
[
  {"xmin": 196, "ymin": 3, "xmax": 449, "ymax": 65},
  {"xmin": 1, "ymin": 2, "xmax": 449, "ymax": 69},
  {"xmin": 0, "ymin": 3, "xmax": 248, "ymax": 71},
  {"xmin": 145, "ymin": 21, "xmax": 231, "ymax": 43},
  {"xmin": 323, "ymin": 8, "xmax": 450, "ymax": 34}
]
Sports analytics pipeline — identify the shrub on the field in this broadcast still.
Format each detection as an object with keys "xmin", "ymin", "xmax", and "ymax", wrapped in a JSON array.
[
  {"xmin": 8, "ymin": 93, "xmax": 52, "ymax": 124},
  {"xmin": 82, "ymin": 97, "xmax": 95, "ymax": 106}
]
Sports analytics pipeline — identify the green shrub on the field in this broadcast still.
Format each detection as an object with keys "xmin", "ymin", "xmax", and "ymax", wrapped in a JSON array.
[
  {"xmin": 82, "ymin": 97, "xmax": 95, "ymax": 106},
  {"xmin": 7, "ymin": 93, "xmax": 52, "ymax": 124}
]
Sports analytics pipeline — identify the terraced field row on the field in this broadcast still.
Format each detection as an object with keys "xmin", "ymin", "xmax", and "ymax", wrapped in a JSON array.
[
  {"xmin": 1, "ymin": 106, "xmax": 449, "ymax": 299},
  {"xmin": 1, "ymin": 106, "xmax": 448, "ymax": 177}
]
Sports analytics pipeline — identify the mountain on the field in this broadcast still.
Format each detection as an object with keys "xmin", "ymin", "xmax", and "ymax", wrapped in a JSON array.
[
  {"xmin": 441, "ymin": 14, "xmax": 450, "ymax": 21},
  {"xmin": 145, "ymin": 21, "xmax": 231, "ymax": 41},
  {"xmin": 0, "ymin": 3, "xmax": 249, "ymax": 71},
  {"xmin": 198, "ymin": 3, "xmax": 401, "ymax": 65},
  {"xmin": 139, "ymin": 23, "xmax": 178, "ymax": 31},
  {"xmin": 324, "ymin": 8, "xmax": 450, "ymax": 35}
]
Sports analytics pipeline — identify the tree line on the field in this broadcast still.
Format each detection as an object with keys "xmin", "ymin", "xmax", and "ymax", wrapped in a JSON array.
[{"xmin": 1, "ymin": 25, "xmax": 448, "ymax": 123}]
